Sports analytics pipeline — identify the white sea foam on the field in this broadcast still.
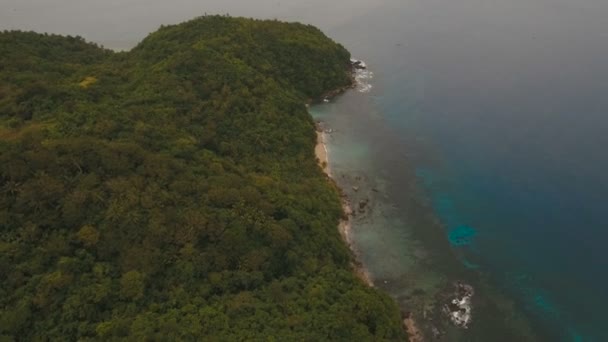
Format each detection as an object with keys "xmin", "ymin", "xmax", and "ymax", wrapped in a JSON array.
[
  {"xmin": 444, "ymin": 283, "xmax": 474, "ymax": 329},
  {"xmin": 354, "ymin": 68, "xmax": 373, "ymax": 93}
]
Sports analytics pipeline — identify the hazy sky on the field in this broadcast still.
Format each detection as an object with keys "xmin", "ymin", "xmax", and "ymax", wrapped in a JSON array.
[{"xmin": 0, "ymin": 0, "xmax": 384, "ymax": 49}]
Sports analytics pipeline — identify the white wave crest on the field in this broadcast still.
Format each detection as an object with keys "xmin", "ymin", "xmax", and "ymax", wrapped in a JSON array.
[{"xmin": 354, "ymin": 68, "xmax": 373, "ymax": 93}]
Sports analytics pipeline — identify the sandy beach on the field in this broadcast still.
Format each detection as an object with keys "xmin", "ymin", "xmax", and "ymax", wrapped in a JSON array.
[{"xmin": 315, "ymin": 131, "xmax": 330, "ymax": 175}]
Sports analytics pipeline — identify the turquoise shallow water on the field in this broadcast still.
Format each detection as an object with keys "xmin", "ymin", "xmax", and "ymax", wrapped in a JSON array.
[
  {"xmin": 327, "ymin": 1, "xmax": 608, "ymax": 339},
  {"xmin": 312, "ymin": 1, "xmax": 608, "ymax": 337},
  {"xmin": 4, "ymin": 0, "xmax": 608, "ymax": 340}
]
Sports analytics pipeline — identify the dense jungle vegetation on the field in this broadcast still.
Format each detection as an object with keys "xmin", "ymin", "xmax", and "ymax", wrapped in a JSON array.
[{"xmin": 0, "ymin": 16, "xmax": 405, "ymax": 340}]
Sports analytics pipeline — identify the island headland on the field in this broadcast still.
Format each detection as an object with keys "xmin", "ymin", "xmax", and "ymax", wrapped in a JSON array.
[{"xmin": 0, "ymin": 16, "xmax": 407, "ymax": 340}]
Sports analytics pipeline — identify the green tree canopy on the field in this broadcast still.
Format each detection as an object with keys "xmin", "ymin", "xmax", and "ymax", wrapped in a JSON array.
[{"xmin": 0, "ymin": 16, "xmax": 404, "ymax": 340}]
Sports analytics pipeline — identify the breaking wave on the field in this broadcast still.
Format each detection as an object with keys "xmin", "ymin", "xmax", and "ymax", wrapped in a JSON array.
[{"xmin": 355, "ymin": 68, "xmax": 374, "ymax": 93}]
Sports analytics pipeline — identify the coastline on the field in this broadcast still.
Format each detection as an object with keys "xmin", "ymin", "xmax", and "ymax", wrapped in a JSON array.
[
  {"xmin": 315, "ymin": 127, "xmax": 372, "ymax": 287},
  {"xmin": 311, "ymin": 57, "xmax": 428, "ymax": 340},
  {"xmin": 315, "ymin": 124, "xmax": 423, "ymax": 342},
  {"xmin": 310, "ymin": 68, "xmax": 541, "ymax": 341},
  {"xmin": 310, "ymin": 96, "xmax": 542, "ymax": 341},
  {"xmin": 307, "ymin": 85, "xmax": 425, "ymax": 342},
  {"xmin": 311, "ymin": 60, "xmax": 425, "ymax": 341}
]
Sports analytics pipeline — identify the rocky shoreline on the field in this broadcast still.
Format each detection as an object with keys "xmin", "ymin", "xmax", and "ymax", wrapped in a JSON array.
[
  {"xmin": 314, "ymin": 119, "xmax": 426, "ymax": 342},
  {"xmin": 312, "ymin": 58, "xmax": 368, "ymax": 103},
  {"xmin": 444, "ymin": 282, "xmax": 474, "ymax": 328},
  {"xmin": 312, "ymin": 59, "xmax": 433, "ymax": 341},
  {"xmin": 314, "ymin": 123, "xmax": 373, "ymax": 286},
  {"xmin": 311, "ymin": 60, "xmax": 478, "ymax": 340}
]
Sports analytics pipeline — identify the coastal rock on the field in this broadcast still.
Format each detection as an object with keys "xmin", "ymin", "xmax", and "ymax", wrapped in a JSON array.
[
  {"xmin": 358, "ymin": 199, "xmax": 368, "ymax": 209},
  {"xmin": 443, "ymin": 282, "xmax": 474, "ymax": 328},
  {"xmin": 315, "ymin": 122, "xmax": 323, "ymax": 132},
  {"xmin": 350, "ymin": 58, "xmax": 367, "ymax": 70},
  {"xmin": 358, "ymin": 199, "xmax": 369, "ymax": 213}
]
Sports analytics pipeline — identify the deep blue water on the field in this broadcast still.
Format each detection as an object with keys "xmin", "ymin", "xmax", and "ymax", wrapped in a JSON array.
[
  {"xmin": 4, "ymin": 0, "xmax": 608, "ymax": 339},
  {"xmin": 367, "ymin": 0, "xmax": 608, "ymax": 338},
  {"xmin": 320, "ymin": 0, "xmax": 608, "ymax": 338}
]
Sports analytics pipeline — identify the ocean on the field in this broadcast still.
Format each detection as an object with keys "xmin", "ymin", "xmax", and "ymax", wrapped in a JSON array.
[{"xmin": 3, "ymin": 0, "xmax": 608, "ymax": 340}]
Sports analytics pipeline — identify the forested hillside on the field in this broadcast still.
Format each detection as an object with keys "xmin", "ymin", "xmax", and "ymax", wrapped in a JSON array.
[{"xmin": 0, "ymin": 16, "xmax": 405, "ymax": 340}]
